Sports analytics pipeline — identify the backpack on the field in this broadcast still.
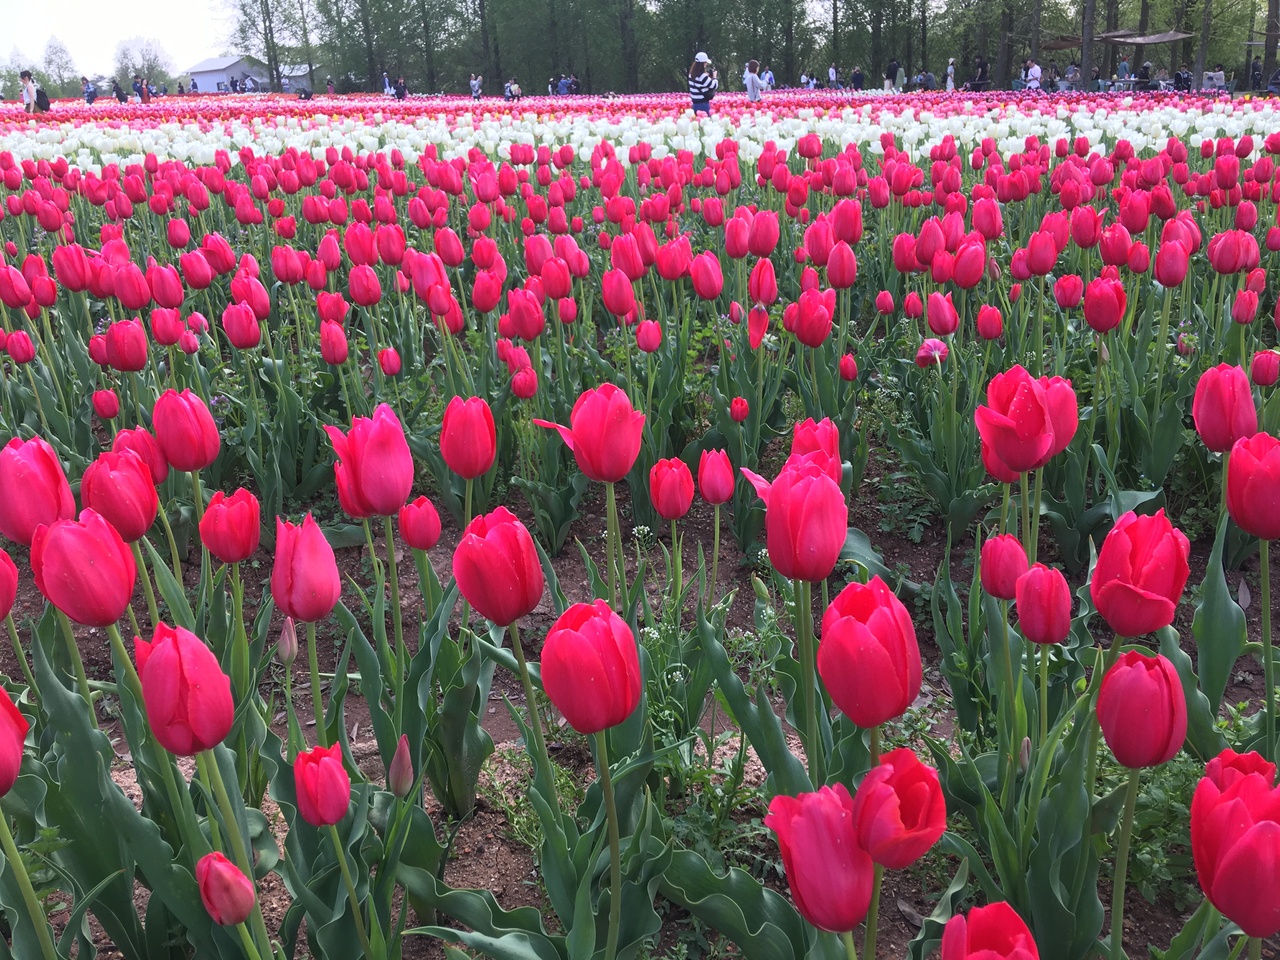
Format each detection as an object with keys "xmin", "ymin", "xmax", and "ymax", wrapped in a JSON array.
[{"xmin": 34, "ymin": 88, "xmax": 50, "ymax": 111}]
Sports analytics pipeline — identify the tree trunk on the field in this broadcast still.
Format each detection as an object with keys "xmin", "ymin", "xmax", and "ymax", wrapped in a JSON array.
[
  {"xmin": 617, "ymin": 0, "xmax": 639, "ymax": 92},
  {"xmin": 871, "ymin": 0, "xmax": 883, "ymax": 82},
  {"xmin": 1103, "ymin": 0, "xmax": 1119, "ymax": 80},
  {"xmin": 478, "ymin": 0, "xmax": 493, "ymax": 83},
  {"xmin": 417, "ymin": 0, "xmax": 437, "ymax": 90},
  {"xmin": 1081, "ymin": 0, "xmax": 1096, "ymax": 88},
  {"xmin": 920, "ymin": 0, "xmax": 927, "ymax": 71},
  {"xmin": 547, "ymin": 0, "xmax": 560, "ymax": 89},
  {"xmin": 784, "ymin": 0, "xmax": 796, "ymax": 84},
  {"xmin": 258, "ymin": 0, "xmax": 282, "ymax": 89},
  {"xmin": 833, "ymin": 0, "xmax": 840, "ymax": 66},
  {"xmin": 1030, "ymin": 0, "xmax": 1043, "ymax": 61},
  {"xmin": 356, "ymin": 0, "xmax": 377, "ymax": 89},
  {"xmin": 995, "ymin": 0, "xmax": 1013, "ymax": 86},
  {"xmin": 1266, "ymin": 0, "xmax": 1279, "ymax": 84},
  {"xmin": 1194, "ymin": 0, "xmax": 1212, "ymax": 87},
  {"xmin": 1133, "ymin": 0, "xmax": 1150, "ymax": 73},
  {"xmin": 297, "ymin": 0, "xmax": 317, "ymax": 90}
]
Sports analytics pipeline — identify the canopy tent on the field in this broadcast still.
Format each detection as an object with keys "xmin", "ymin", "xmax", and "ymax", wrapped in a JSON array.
[
  {"xmin": 1042, "ymin": 36, "xmax": 1084, "ymax": 50},
  {"xmin": 1100, "ymin": 30, "xmax": 1193, "ymax": 45}
]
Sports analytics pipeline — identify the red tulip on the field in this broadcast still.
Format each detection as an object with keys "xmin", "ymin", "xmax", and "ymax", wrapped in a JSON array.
[
  {"xmin": 942, "ymin": 902, "xmax": 1040, "ymax": 960},
  {"xmin": 80, "ymin": 450, "xmax": 159, "ymax": 543},
  {"xmin": 320, "ymin": 320, "xmax": 348, "ymax": 364},
  {"xmin": 0, "ymin": 687, "xmax": 28, "ymax": 797},
  {"xmin": 533, "ymin": 384, "xmax": 644, "ymax": 484},
  {"xmin": 441, "ymin": 396, "xmax": 497, "ymax": 480},
  {"xmin": 1192, "ymin": 364, "xmax": 1257, "ymax": 454},
  {"xmin": 981, "ymin": 534, "xmax": 1029, "ymax": 600},
  {"xmin": 748, "ymin": 257, "xmax": 778, "ymax": 306},
  {"xmin": 199, "ymin": 489, "xmax": 261, "ymax": 564},
  {"xmin": 348, "ymin": 264, "xmax": 382, "ymax": 306},
  {"xmin": 818, "ymin": 575, "xmax": 922, "ymax": 726},
  {"xmin": 827, "ymin": 242, "xmax": 857, "ymax": 289},
  {"xmin": 1014, "ymin": 563, "xmax": 1072, "ymax": 645},
  {"xmin": 0, "ymin": 549, "xmax": 16, "ymax": 621},
  {"xmin": 649, "ymin": 457, "xmax": 694, "ymax": 520},
  {"xmin": 1097, "ymin": 650, "xmax": 1187, "ymax": 768},
  {"xmin": 135, "ymin": 622, "xmax": 234, "ymax": 755},
  {"xmin": 221, "ymin": 302, "xmax": 260, "ymax": 350},
  {"xmin": 764, "ymin": 784, "xmax": 874, "ymax": 933},
  {"xmin": 730, "ymin": 397, "xmax": 749, "ymax": 422},
  {"xmin": 747, "ymin": 210, "xmax": 780, "ymax": 257},
  {"xmin": 851, "ymin": 748, "xmax": 946, "ymax": 869},
  {"xmin": 839, "ymin": 353, "xmax": 858, "ymax": 381},
  {"xmin": 0, "ymin": 436, "xmax": 75, "ymax": 547},
  {"xmin": 790, "ymin": 417, "xmax": 841, "ymax": 483},
  {"xmin": 452, "ymin": 506, "xmax": 544, "ymax": 626},
  {"xmin": 196, "ymin": 852, "xmax": 256, "ymax": 926},
  {"xmin": 6, "ymin": 331, "xmax": 35, "ymax": 365},
  {"xmin": 113, "ymin": 428, "xmax": 168, "ymax": 485},
  {"xmin": 1053, "ymin": 274, "xmax": 1084, "ymax": 309},
  {"xmin": 927, "ymin": 291, "xmax": 958, "ymax": 336},
  {"xmin": 294, "ymin": 742, "xmax": 351, "ymax": 826},
  {"xmin": 31, "ymin": 509, "xmax": 136, "ymax": 626},
  {"xmin": 324, "ymin": 404, "xmax": 414, "ymax": 517},
  {"xmin": 377, "ymin": 347, "xmax": 401, "ymax": 376},
  {"xmin": 916, "ymin": 338, "xmax": 949, "ymax": 367},
  {"xmin": 743, "ymin": 457, "xmax": 846, "ymax": 582},
  {"xmin": 976, "ymin": 304, "xmax": 1004, "ymax": 340},
  {"xmin": 698, "ymin": 449, "xmax": 734, "ymax": 505},
  {"xmin": 974, "ymin": 366, "xmax": 1062, "ymax": 473},
  {"xmin": 1191, "ymin": 749, "xmax": 1280, "ymax": 938},
  {"xmin": 1154, "ymin": 240, "xmax": 1190, "ymax": 287},
  {"xmin": 875, "ymin": 290, "xmax": 895, "ymax": 314},
  {"xmin": 1090, "ymin": 510, "xmax": 1190, "ymax": 637},
  {"xmin": 1025, "ymin": 231, "xmax": 1057, "ymax": 275},
  {"xmin": 153, "ymin": 389, "xmax": 220, "ymax": 472},
  {"xmin": 271, "ymin": 514, "xmax": 341, "ymax": 623},
  {"xmin": 1251, "ymin": 351, "xmax": 1280, "ymax": 387},
  {"xmin": 1083, "ymin": 276, "xmax": 1126, "ymax": 334},
  {"xmin": 1226, "ymin": 432, "xmax": 1280, "ymax": 540},
  {"xmin": 540, "ymin": 599, "xmax": 642, "ymax": 734},
  {"xmin": 398, "ymin": 496, "xmax": 441, "ymax": 550},
  {"xmin": 635, "ymin": 320, "xmax": 662, "ymax": 353},
  {"xmin": 105, "ymin": 318, "xmax": 148, "ymax": 372}
]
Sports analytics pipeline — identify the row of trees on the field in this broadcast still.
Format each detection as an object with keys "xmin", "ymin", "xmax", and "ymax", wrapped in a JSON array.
[
  {"xmin": 225, "ymin": 0, "xmax": 1264, "ymax": 95},
  {"xmin": 1, "ymin": 37, "xmax": 176, "ymax": 102}
]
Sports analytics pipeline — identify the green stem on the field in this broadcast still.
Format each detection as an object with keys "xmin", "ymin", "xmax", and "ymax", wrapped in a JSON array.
[
  {"xmin": 328, "ymin": 825, "xmax": 374, "ymax": 959},
  {"xmin": 307, "ymin": 621, "xmax": 327, "ymax": 747},
  {"xmin": 236, "ymin": 922, "xmax": 266, "ymax": 960},
  {"xmin": 508, "ymin": 621, "xmax": 551, "ymax": 773},
  {"xmin": 794, "ymin": 579, "xmax": 822, "ymax": 784},
  {"xmin": 1262, "ymin": 539, "xmax": 1275, "ymax": 764},
  {"xmin": 104, "ymin": 623, "xmax": 146, "ymax": 709},
  {"xmin": 229, "ymin": 563, "xmax": 250, "ymax": 702},
  {"xmin": 863, "ymin": 864, "xmax": 884, "ymax": 960},
  {"xmin": 1019, "ymin": 473, "xmax": 1031, "ymax": 559},
  {"xmin": 843, "ymin": 929, "xmax": 859, "ymax": 960},
  {"xmin": 384, "ymin": 517, "xmax": 406, "ymax": 699},
  {"xmin": 710, "ymin": 502, "xmax": 721, "ymax": 607},
  {"xmin": 605, "ymin": 483, "xmax": 619, "ymax": 608},
  {"xmin": 1029, "ymin": 469, "xmax": 1043, "ymax": 566},
  {"xmin": 869, "ymin": 724, "xmax": 881, "ymax": 765},
  {"xmin": 1039, "ymin": 642, "xmax": 1051, "ymax": 747},
  {"xmin": 190, "ymin": 470, "xmax": 213, "ymax": 604},
  {"xmin": 464, "ymin": 476, "xmax": 474, "ymax": 527},
  {"xmin": 0, "ymin": 812, "xmax": 59, "ymax": 960},
  {"xmin": 1085, "ymin": 634, "xmax": 1128, "ymax": 813},
  {"xmin": 157, "ymin": 505, "xmax": 183, "ymax": 583},
  {"xmin": 5, "ymin": 614, "xmax": 37, "ymax": 695},
  {"xmin": 1110, "ymin": 768, "xmax": 1142, "ymax": 960},
  {"xmin": 131, "ymin": 541, "xmax": 160, "ymax": 629},
  {"xmin": 201, "ymin": 751, "xmax": 274, "ymax": 957},
  {"xmin": 54, "ymin": 609, "xmax": 96, "ymax": 728},
  {"xmin": 670, "ymin": 518, "xmax": 682, "ymax": 629},
  {"xmin": 594, "ymin": 730, "xmax": 623, "ymax": 960},
  {"xmin": 1248, "ymin": 937, "xmax": 1263, "ymax": 960}
]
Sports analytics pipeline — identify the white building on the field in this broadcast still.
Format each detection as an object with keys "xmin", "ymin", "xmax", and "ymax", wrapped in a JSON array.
[{"xmin": 183, "ymin": 56, "xmax": 269, "ymax": 93}]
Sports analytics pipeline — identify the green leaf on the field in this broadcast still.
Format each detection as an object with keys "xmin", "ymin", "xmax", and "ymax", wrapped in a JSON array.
[{"xmin": 1191, "ymin": 513, "xmax": 1249, "ymax": 716}]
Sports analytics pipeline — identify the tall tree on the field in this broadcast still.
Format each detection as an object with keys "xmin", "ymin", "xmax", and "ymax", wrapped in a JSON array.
[
  {"xmin": 1266, "ymin": 0, "xmax": 1278, "ymax": 85},
  {"xmin": 1194, "ymin": 0, "xmax": 1212, "ymax": 85},
  {"xmin": 617, "ymin": 0, "xmax": 639, "ymax": 91},
  {"xmin": 1133, "ymin": 0, "xmax": 1151, "ymax": 75},
  {"xmin": 41, "ymin": 38, "xmax": 78, "ymax": 97},
  {"xmin": 113, "ymin": 37, "xmax": 175, "ymax": 87},
  {"xmin": 1081, "ymin": 0, "xmax": 1096, "ymax": 86},
  {"xmin": 355, "ymin": 0, "xmax": 379, "ymax": 87},
  {"xmin": 235, "ymin": 0, "xmax": 284, "ymax": 89}
]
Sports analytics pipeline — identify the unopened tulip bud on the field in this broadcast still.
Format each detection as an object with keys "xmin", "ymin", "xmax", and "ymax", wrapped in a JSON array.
[
  {"xmin": 278, "ymin": 617, "xmax": 298, "ymax": 666},
  {"xmin": 1019, "ymin": 737, "xmax": 1031, "ymax": 772},
  {"xmin": 388, "ymin": 734, "xmax": 413, "ymax": 798}
]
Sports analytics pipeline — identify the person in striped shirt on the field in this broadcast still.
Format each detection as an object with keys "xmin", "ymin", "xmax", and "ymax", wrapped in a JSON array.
[{"xmin": 688, "ymin": 52, "xmax": 718, "ymax": 115}]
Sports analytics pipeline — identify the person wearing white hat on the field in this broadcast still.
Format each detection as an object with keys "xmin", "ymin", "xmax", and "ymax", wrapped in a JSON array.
[
  {"xmin": 946, "ymin": 58, "xmax": 956, "ymax": 91},
  {"xmin": 688, "ymin": 53, "xmax": 718, "ymax": 115}
]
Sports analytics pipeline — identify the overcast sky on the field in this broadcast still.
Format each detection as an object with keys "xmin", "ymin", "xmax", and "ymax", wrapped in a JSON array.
[{"xmin": 2, "ymin": 0, "xmax": 235, "ymax": 76}]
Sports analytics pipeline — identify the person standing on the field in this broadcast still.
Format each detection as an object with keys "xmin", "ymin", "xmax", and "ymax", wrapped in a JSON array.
[
  {"xmin": 1025, "ymin": 57, "xmax": 1042, "ymax": 91},
  {"xmin": 470, "ymin": 74, "xmax": 482, "ymax": 98},
  {"xmin": 282, "ymin": 76, "xmax": 290, "ymax": 92},
  {"xmin": 762, "ymin": 64, "xmax": 775, "ymax": 88},
  {"xmin": 395, "ymin": 76, "xmax": 408, "ymax": 99},
  {"xmin": 326, "ymin": 77, "xmax": 334, "ymax": 94},
  {"xmin": 190, "ymin": 77, "xmax": 199, "ymax": 92},
  {"xmin": 1252, "ymin": 56, "xmax": 1264, "ymax": 90},
  {"xmin": 81, "ymin": 76, "xmax": 97, "ymax": 104},
  {"xmin": 946, "ymin": 58, "xmax": 956, "ymax": 91},
  {"xmin": 20, "ymin": 71, "xmax": 39, "ymax": 113},
  {"xmin": 828, "ymin": 63, "xmax": 839, "ymax": 88},
  {"xmin": 744, "ymin": 59, "xmax": 765, "ymax": 102},
  {"xmin": 884, "ymin": 58, "xmax": 898, "ymax": 91},
  {"xmin": 850, "ymin": 65, "xmax": 864, "ymax": 90},
  {"xmin": 688, "ymin": 52, "xmax": 718, "ymax": 115}
]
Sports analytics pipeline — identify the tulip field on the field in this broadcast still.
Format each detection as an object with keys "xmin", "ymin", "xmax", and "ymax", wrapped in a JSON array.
[{"xmin": 3, "ymin": 86, "xmax": 1280, "ymax": 960}]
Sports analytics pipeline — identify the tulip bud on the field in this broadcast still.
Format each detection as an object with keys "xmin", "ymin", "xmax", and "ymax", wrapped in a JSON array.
[
  {"xmin": 277, "ymin": 617, "xmax": 298, "ymax": 666},
  {"xmin": 730, "ymin": 397, "xmax": 749, "ymax": 422},
  {"xmin": 196, "ymin": 852, "xmax": 256, "ymax": 927},
  {"xmin": 839, "ymin": 353, "xmax": 858, "ymax": 381},
  {"xmin": 388, "ymin": 734, "xmax": 414, "ymax": 798}
]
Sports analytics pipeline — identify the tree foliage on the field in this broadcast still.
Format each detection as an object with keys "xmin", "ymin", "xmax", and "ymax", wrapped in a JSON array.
[
  {"xmin": 225, "ymin": 0, "xmax": 1256, "ymax": 94},
  {"xmin": 112, "ymin": 37, "xmax": 176, "ymax": 88}
]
